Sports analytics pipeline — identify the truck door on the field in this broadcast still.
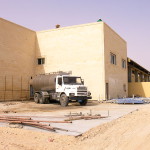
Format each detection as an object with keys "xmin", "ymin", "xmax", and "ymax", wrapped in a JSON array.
[{"xmin": 56, "ymin": 77, "xmax": 63, "ymax": 92}]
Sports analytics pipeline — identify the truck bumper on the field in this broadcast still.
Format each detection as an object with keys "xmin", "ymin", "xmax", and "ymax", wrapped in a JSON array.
[{"xmin": 69, "ymin": 96, "xmax": 92, "ymax": 100}]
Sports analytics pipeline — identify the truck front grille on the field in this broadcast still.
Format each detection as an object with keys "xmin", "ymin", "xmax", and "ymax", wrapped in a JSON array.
[{"xmin": 77, "ymin": 86, "xmax": 87, "ymax": 91}]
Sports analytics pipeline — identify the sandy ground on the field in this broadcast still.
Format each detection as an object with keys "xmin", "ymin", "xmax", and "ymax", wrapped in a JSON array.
[{"xmin": 0, "ymin": 101, "xmax": 150, "ymax": 150}]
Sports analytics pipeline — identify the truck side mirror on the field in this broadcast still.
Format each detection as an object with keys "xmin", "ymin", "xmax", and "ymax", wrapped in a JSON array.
[{"xmin": 81, "ymin": 79, "xmax": 84, "ymax": 85}]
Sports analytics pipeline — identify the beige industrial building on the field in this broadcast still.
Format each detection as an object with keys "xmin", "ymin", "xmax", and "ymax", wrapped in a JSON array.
[{"xmin": 0, "ymin": 18, "xmax": 149, "ymax": 101}]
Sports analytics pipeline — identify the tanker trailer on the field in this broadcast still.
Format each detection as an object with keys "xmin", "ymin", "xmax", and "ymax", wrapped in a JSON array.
[{"xmin": 30, "ymin": 73, "xmax": 92, "ymax": 107}]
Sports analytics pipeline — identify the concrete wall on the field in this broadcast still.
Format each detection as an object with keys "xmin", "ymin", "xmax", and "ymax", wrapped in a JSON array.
[
  {"xmin": 36, "ymin": 22, "xmax": 105, "ymax": 100},
  {"xmin": 104, "ymin": 23, "xmax": 128, "ymax": 99},
  {"xmin": 0, "ymin": 18, "xmax": 36, "ymax": 101},
  {"xmin": 128, "ymin": 82, "xmax": 150, "ymax": 97}
]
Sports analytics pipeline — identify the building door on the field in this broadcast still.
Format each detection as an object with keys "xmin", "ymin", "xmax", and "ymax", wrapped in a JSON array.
[{"xmin": 106, "ymin": 83, "xmax": 109, "ymax": 100}]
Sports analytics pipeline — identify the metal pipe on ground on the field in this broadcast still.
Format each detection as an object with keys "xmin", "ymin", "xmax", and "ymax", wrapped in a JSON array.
[
  {"xmin": 8, "ymin": 121, "xmax": 55, "ymax": 131},
  {"xmin": 0, "ymin": 116, "xmax": 31, "ymax": 120},
  {"xmin": 0, "ymin": 116, "xmax": 72, "ymax": 123},
  {"xmin": 65, "ymin": 115, "xmax": 108, "ymax": 121},
  {"xmin": 0, "ymin": 118, "xmax": 69, "ymax": 132},
  {"xmin": 8, "ymin": 121, "xmax": 67, "ymax": 132}
]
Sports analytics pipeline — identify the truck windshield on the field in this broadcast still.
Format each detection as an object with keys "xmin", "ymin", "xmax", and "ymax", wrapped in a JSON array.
[{"xmin": 63, "ymin": 77, "xmax": 82, "ymax": 85}]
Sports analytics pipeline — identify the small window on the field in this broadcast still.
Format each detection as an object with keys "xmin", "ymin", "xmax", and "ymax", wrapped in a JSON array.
[
  {"xmin": 58, "ymin": 78, "xmax": 62, "ymax": 85},
  {"xmin": 37, "ymin": 58, "xmax": 45, "ymax": 65},
  {"xmin": 110, "ymin": 53, "xmax": 116, "ymax": 65},
  {"xmin": 122, "ymin": 59, "xmax": 126, "ymax": 68}
]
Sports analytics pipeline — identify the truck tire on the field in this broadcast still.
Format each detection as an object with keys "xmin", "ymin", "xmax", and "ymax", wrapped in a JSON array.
[
  {"xmin": 60, "ymin": 94, "xmax": 69, "ymax": 107},
  {"xmin": 79, "ymin": 99, "xmax": 88, "ymax": 106},
  {"xmin": 44, "ymin": 98, "xmax": 50, "ymax": 104},
  {"xmin": 39, "ymin": 94, "xmax": 45, "ymax": 104},
  {"xmin": 34, "ymin": 93, "xmax": 39, "ymax": 103}
]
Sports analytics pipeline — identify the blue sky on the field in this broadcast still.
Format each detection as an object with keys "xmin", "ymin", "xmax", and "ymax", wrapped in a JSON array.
[{"xmin": 0, "ymin": 0, "xmax": 150, "ymax": 70}]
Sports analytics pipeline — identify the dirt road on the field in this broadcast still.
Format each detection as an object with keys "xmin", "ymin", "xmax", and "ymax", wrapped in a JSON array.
[{"xmin": 0, "ymin": 101, "xmax": 149, "ymax": 150}]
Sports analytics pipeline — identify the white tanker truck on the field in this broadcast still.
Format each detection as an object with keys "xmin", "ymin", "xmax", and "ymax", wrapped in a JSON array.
[{"xmin": 30, "ymin": 72, "xmax": 92, "ymax": 107}]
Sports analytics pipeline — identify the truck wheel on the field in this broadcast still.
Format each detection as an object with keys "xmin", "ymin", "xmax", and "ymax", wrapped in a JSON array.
[
  {"xmin": 34, "ymin": 93, "xmax": 39, "ymax": 103},
  {"xmin": 39, "ymin": 94, "xmax": 45, "ymax": 104},
  {"xmin": 44, "ymin": 98, "xmax": 50, "ymax": 104},
  {"xmin": 79, "ymin": 99, "xmax": 88, "ymax": 106},
  {"xmin": 60, "ymin": 94, "xmax": 69, "ymax": 107}
]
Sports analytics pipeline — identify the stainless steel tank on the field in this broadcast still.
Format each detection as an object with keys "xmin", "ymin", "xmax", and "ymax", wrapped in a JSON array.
[{"xmin": 30, "ymin": 74, "xmax": 58, "ymax": 91}]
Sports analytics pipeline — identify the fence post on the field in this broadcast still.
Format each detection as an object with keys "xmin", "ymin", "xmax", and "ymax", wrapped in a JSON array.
[
  {"xmin": 4, "ymin": 76, "xmax": 6, "ymax": 101},
  {"xmin": 12, "ymin": 75, "xmax": 13, "ymax": 100},
  {"xmin": 21, "ymin": 76, "xmax": 22, "ymax": 99}
]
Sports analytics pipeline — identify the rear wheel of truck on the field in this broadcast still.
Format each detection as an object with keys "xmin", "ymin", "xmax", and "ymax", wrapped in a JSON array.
[
  {"xmin": 79, "ymin": 99, "xmax": 88, "ymax": 106},
  {"xmin": 44, "ymin": 98, "xmax": 50, "ymax": 104},
  {"xmin": 34, "ymin": 93, "xmax": 39, "ymax": 103},
  {"xmin": 60, "ymin": 94, "xmax": 69, "ymax": 107},
  {"xmin": 39, "ymin": 94, "xmax": 45, "ymax": 104}
]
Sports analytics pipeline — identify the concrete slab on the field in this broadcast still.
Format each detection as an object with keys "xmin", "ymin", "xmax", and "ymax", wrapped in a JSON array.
[{"xmin": 0, "ymin": 103, "xmax": 145, "ymax": 136}]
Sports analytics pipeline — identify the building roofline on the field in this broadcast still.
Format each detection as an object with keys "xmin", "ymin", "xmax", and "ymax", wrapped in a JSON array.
[
  {"xmin": 36, "ymin": 21, "xmax": 126, "ymax": 44},
  {"xmin": 0, "ymin": 17, "xmax": 35, "ymax": 32},
  {"xmin": 104, "ymin": 22, "xmax": 126, "ymax": 43},
  {"xmin": 36, "ymin": 22, "xmax": 104, "ymax": 33},
  {"xmin": 128, "ymin": 57, "xmax": 150, "ymax": 74},
  {"xmin": 0, "ymin": 18, "xmax": 127, "ymax": 44}
]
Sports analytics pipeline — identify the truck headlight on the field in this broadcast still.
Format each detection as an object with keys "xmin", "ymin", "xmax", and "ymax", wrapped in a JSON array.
[{"xmin": 88, "ymin": 91, "xmax": 91, "ymax": 96}]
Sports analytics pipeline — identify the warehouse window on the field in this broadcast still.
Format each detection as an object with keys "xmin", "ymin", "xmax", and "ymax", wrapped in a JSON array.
[
  {"xmin": 37, "ymin": 58, "xmax": 45, "ymax": 65},
  {"xmin": 110, "ymin": 53, "xmax": 116, "ymax": 65},
  {"xmin": 122, "ymin": 59, "xmax": 126, "ymax": 68}
]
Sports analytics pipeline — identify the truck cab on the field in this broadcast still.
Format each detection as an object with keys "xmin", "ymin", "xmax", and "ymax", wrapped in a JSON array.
[{"xmin": 56, "ymin": 75, "xmax": 91, "ymax": 106}]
